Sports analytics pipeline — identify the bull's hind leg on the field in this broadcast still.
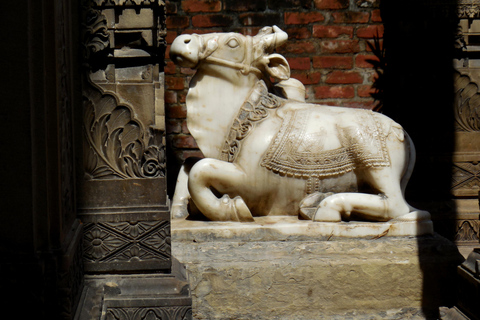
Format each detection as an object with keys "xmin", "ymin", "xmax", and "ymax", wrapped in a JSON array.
[
  {"xmin": 188, "ymin": 158, "xmax": 254, "ymax": 222},
  {"xmin": 314, "ymin": 168, "xmax": 429, "ymax": 222},
  {"xmin": 314, "ymin": 192, "xmax": 397, "ymax": 222}
]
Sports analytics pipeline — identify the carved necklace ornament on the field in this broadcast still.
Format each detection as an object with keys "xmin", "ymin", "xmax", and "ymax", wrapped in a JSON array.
[{"xmin": 220, "ymin": 81, "xmax": 284, "ymax": 162}]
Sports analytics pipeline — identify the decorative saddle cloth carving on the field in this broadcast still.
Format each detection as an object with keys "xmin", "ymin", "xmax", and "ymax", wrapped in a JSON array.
[
  {"xmin": 261, "ymin": 107, "xmax": 391, "ymax": 178},
  {"xmin": 221, "ymin": 80, "xmax": 392, "ymax": 178}
]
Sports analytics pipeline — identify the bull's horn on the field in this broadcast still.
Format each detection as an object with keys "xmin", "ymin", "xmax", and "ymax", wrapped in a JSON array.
[
  {"xmin": 272, "ymin": 25, "xmax": 288, "ymax": 47},
  {"xmin": 259, "ymin": 25, "xmax": 288, "ymax": 51}
]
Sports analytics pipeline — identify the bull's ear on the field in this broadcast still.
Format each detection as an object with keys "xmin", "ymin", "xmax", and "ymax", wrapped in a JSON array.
[{"xmin": 263, "ymin": 53, "xmax": 290, "ymax": 81}]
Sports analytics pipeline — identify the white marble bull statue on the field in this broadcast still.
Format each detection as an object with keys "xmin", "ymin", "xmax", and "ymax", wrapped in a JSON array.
[{"xmin": 169, "ymin": 26, "xmax": 430, "ymax": 223}]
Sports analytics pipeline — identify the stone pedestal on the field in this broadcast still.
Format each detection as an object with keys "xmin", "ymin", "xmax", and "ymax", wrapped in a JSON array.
[
  {"xmin": 172, "ymin": 217, "xmax": 463, "ymax": 320},
  {"xmin": 75, "ymin": 258, "xmax": 192, "ymax": 320}
]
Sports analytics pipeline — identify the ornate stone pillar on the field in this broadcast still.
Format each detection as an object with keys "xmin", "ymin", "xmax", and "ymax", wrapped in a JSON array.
[
  {"xmin": 451, "ymin": 0, "xmax": 480, "ymax": 256},
  {"xmin": 441, "ymin": 1, "xmax": 480, "ymax": 318},
  {"xmin": 75, "ymin": 1, "xmax": 191, "ymax": 318}
]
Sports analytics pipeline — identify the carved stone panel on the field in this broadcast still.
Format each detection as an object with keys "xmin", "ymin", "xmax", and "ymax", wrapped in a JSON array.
[
  {"xmin": 452, "ymin": 2, "xmax": 480, "ymax": 246},
  {"xmin": 83, "ymin": 220, "xmax": 170, "ymax": 272},
  {"xmin": 79, "ymin": 0, "xmax": 170, "ymax": 272}
]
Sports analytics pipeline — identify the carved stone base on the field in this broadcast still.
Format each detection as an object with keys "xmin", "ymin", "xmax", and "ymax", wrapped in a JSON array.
[
  {"xmin": 172, "ymin": 218, "xmax": 462, "ymax": 320},
  {"xmin": 74, "ymin": 258, "xmax": 192, "ymax": 320}
]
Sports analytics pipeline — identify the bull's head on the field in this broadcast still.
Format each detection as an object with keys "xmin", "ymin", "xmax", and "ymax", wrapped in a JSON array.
[{"xmin": 170, "ymin": 26, "xmax": 290, "ymax": 81}]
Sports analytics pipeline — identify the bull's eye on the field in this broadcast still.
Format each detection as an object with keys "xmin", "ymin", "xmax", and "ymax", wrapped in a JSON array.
[{"xmin": 227, "ymin": 38, "xmax": 239, "ymax": 48}]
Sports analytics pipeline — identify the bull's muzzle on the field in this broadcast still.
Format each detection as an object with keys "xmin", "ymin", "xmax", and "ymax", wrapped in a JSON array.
[{"xmin": 170, "ymin": 34, "xmax": 200, "ymax": 68}]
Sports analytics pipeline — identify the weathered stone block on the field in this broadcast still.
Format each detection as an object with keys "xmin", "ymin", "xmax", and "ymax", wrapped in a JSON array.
[{"xmin": 172, "ymin": 217, "xmax": 463, "ymax": 319}]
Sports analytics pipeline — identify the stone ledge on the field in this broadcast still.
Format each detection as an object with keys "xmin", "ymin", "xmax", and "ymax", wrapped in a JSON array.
[{"xmin": 172, "ymin": 216, "xmax": 433, "ymax": 242}]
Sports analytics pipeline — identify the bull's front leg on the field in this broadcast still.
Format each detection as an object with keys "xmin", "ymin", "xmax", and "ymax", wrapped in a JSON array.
[
  {"xmin": 188, "ymin": 158, "xmax": 254, "ymax": 222},
  {"xmin": 171, "ymin": 158, "xmax": 202, "ymax": 219}
]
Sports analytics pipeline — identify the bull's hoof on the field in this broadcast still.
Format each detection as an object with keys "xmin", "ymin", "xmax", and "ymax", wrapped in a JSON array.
[
  {"xmin": 219, "ymin": 195, "xmax": 254, "ymax": 222},
  {"xmin": 171, "ymin": 198, "xmax": 190, "ymax": 219},
  {"xmin": 313, "ymin": 207, "xmax": 342, "ymax": 222},
  {"xmin": 233, "ymin": 196, "xmax": 254, "ymax": 222}
]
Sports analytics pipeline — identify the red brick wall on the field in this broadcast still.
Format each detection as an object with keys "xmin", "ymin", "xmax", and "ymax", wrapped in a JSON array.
[{"xmin": 165, "ymin": 0, "xmax": 382, "ymax": 181}]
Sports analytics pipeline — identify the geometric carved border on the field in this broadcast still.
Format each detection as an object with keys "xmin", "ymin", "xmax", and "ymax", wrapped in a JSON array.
[
  {"xmin": 103, "ymin": 306, "xmax": 192, "ymax": 320},
  {"xmin": 452, "ymin": 162, "xmax": 480, "ymax": 196},
  {"xmin": 83, "ymin": 220, "xmax": 171, "ymax": 271}
]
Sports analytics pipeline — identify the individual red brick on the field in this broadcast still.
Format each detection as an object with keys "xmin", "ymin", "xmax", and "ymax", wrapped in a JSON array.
[
  {"xmin": 178, "ymin": 92, "xmax": 187, "ymax": 103},
  {"xmin": 166, "ymin": 31, "xmax": 178, "ymax": 44},
  {"xmin": 182, "ymin": 29, "xmax": 219, "ymax": 35},
  {"xmin": 233, "ymin": 27, "xmax": 263, "ymax": 36},
  {"xmin": 315, "ymin": 85, "xmax": 355, "ymax": 99},
  {"xmin": 166, "ymin": 45, "xmax": 170, "ymax": 59},
  {"xmin": 239, "ymin": 13, "xmax": 282, "ymax": 26},
  {"xmin": 181, "ymin": 67, "xmax": 196, "ymax": 75},
  {"xmin": 268, "ymin": 0, "xmax": 312, "ymax": 9},
  {"xmin": 166, "ymin": 16, "xmax": 189, "ymax": 29},
  {"xmin": 225, "ymin": 0, "xmax": 267, "ymax": 11},
  {"xmin": 325, "ymin": 71, "xmax": 363, "ymax": 84},
  {"xmin": 180, "ymin": 150, "xmax": 205, "ymax": 160},
  {"xmin": 320, "ymin": 40, "xmax": 360, "ymax": 53},
  {"xmin": 182, "ymin": 0, "xmax": 221, "ymax": 13},
  {"xmin": 166, "ymin": 2, "xmax": 177, "ymax": 14},
  {"xmin": 357, "ymin": 25, "xmax": 384, "ymax": 38},
  {"xmin": 166, "ymin": 119, "xmax": 182, "ymax": 133},
  {"xmin": 285, "ymin": 27, "xmax": 311, "ymax": 39},
  {"xmin": 357, "ymin": 85, "xmax": 375, "ymax": 98},
  {"xmin": 355, "ymin": 54, "xmax": 379, "ymax": 68},
  {"xmin": 164, "ymin": 60, "xmax": 176, "ymax": 74},
  {"xmin": 332, "ymin": 11, "xmax": 369, "ymax": 23},
  {"xmin": 291, "ymin": 71, "xmax": 321, "ymax": 85},
  {"xmin": 314, "ymin": 0, "xmax": 349, "ymax": 9},
  {"xmin": 284, "ymin": 12, "xmax": 325, "ymax": 25},
  {"xmin": 287, "ymin": 57, "xmax": 311, "ymax": 70},
  {"xmin": 165, "ymin": 76, "xmax": 185, "ymax": 90},
  {"xmin": 313, "ymin": 25, "xmax": 354, "ymax": 38},
  {"xmin": 283, "ymin": 41, "xmax": 316, "ymax": 54},
  {"xmin": 166, "ymin": 104, "xmax": 187, "ymax": 118},
  {"xmin": 165, "ymin": 90, "xmax": 177, "ymax": 104},
  {"xmin": 171, "ymin": 134, "xmax": 198, "ymax": 149},
  {"xmin": 192, "ymin": 14, "xmax": 233, "ymax": 27},
  {"xmin": 371, "ymin": 9, "xmax": 382, "ymax": 22},
  {"xmin": 181, "ymin": 120, "xmax": 190, "ymax": 134},
  {"xmin": 343, "ymin": 100, "xmax": 375, "ymax": 109},
  {"xmin": 313, "ymin": 56, "xmax": 353, "ymax": 69}
]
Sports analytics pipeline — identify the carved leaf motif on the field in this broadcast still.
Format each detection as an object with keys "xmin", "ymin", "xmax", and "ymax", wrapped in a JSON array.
[
  {"xmin": 83, "ymin": 9, "xmax": 110, "ymax": 60},
  {"xmin": 83, "ymin": 81, "xmax": 166, "ymax": 179},
  {"xmin": 106, "ymin": 108, "xmax": 132, "ymax": 134},
  {"xmin": 105, "ymin": 129, "xmax": 123, "ymax": 173},
  {"xmin": 454, "ymin": 71, "xmax": 480, "ymax": 131},
  {"xmin": 120, "ymin": 124, "xmax": 142, "ymax": 153}
]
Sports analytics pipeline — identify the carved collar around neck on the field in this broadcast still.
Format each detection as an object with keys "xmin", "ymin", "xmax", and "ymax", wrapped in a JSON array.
[{"xmin": 220, "ymin": 80, "xmax": 283, "ymax": 162}]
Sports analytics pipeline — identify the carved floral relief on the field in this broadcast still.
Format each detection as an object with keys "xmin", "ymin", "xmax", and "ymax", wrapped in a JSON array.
[{"xmin": 83, "ymin": 221, "xmax": 170, "ymax": 263}]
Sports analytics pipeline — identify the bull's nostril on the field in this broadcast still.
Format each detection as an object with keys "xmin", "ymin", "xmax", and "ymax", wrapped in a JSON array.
[{"xmin": 184, "ymin": 38, "xmax": 191, "ymax": 44}]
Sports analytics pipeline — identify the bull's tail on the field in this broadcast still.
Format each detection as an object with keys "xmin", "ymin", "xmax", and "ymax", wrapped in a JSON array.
[{"xmin": 401, "ymin": 131, "xmax": 417, "ymax": 212}]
